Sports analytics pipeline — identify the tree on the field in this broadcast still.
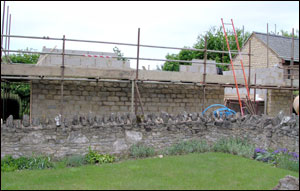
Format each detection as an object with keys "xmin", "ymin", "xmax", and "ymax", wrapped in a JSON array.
[
  {"xmin": 162, "ymin": 26, "xmax": 250, "ymax": 71},
  {"xmin": 279, "ymin": 30, "xmax": 299, "ymax": 38}
]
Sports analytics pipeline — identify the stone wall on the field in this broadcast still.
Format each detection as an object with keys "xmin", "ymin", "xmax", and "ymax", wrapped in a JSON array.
[
  {"xmin": 31, "ymin": 80, "xmax": 224, "ymax": 120},
  {"xmin": 1, "ymin": 112, "xmax": 298, "ymax": 159},
  {"xmin": 232, "ymin": 35, "xmax": 281, "ymax": 70}
]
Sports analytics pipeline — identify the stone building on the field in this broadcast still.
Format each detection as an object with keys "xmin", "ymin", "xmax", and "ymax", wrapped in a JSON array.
[
  {"xmin": 232, "ymin": 32, "xmax": 299, "ymax": 78},
  {"xmin": 224, "ymin": 32, "xmax": 299, "ymax": 115}
]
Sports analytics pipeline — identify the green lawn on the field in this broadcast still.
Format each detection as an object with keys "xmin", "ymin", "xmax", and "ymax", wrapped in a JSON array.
[{"xmin": 1, "ymin": 152, "xmax": 298, "ymax": 190}]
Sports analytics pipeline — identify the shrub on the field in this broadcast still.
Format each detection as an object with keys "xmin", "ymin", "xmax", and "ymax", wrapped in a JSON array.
[
  {"xmin": 276, "ymin": 154, "xmax": 299, "ymax": 172},
  {"xmin": 254, "ymin": 148, "xmax": 299, "ymax": 172},
  {"xmin": 213, "ymin": 137, "xmax": 255, "ymax": 158},
  {"xmin": 65, "ymin": 155, "xmax": 87, "ymax": 167},
  {"xmin": 1, "ymin": 155, "xmax": 18, "ymax": 172},
  {"xmin": 85, "ymin": 147, "xmax": 115, "ymax": 164},
  {"xmin": 129, "ymin": 143, "xmax": 155, "ymax": 158},
  {"xmin": 1, "ymin": 155, "xmax": 54, "ymax": 172},
  {"xmin": 165, "ymin": 140, "xmax": 210, "ymax": 156}
]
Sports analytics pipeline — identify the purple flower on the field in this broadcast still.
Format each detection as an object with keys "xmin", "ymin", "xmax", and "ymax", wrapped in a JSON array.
[
  {"xmin": 272, "ymin": 150, "xmax": 280, "ymax": 154},
  {"xmin": 255, "ymin": 148, "xmax": 267, "ymax": 154},
  {"xmin": 288, "ymin": 152, "xmax": 299, "ymax": 159},
  {"xmin": 279, "ymin": 148, "xmax": 288, "ymax": 153}
]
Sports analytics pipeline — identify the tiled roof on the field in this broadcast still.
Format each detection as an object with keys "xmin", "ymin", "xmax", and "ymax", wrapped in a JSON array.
[{"xmin": 254, "ymin": 32, "xmax": 299, "ymax": 62}]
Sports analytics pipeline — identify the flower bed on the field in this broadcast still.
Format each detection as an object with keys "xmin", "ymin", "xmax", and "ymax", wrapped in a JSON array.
[{"xmin": 254, "ymin": 148, "xmax": 299, "ymax": 172}]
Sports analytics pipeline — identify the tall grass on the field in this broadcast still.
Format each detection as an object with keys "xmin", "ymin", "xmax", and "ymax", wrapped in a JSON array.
[
  {"xmin": 212, "ymin": 137, "xmax": 256, "ymax": 159},
  {"xmin": 164, "ymin": 140, "xmax": 210, "ymax": 155},
  {"xmin": 129, "ymin": 143, "xmax": 156, "ymax": 158}
]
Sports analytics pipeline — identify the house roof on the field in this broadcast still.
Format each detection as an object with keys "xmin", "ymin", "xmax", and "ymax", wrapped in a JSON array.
[{"xmin": 253, "ymin": 32, "xmax": 299, "ymax": 62}]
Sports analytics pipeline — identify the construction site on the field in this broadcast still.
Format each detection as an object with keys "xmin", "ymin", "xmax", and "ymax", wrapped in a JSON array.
[{"xmin": 1, "ymin": 2, "xmax": 299, "ymax": 159}]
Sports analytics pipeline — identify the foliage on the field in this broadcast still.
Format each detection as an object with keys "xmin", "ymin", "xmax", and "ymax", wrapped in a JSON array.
[
  {"xmin": 162, "ymin": 26, "xmax": 250, "ymax": 72},
  {"xmin": 129, "ymin": 143, "xmax": 156, "ymax": 158},
  {"xmin": 2, "ymin": 48, "xmax": 40, "ymax": 64},
  {"xmin": 1, "ymin": 155, "xmax": 18, "ymax": 172},
  {"xmin": 113, "ymin": 46, "xmax": 128, "ymax": 62},
  {"xmin": 1, "ymin": 82, "xmax": 30, "ymax": 118},
  {"xmin": 212, "ymin": 137, "xmax": 255, "ymax": 158},
  {"xmin": 165, "ymin": 140, "xmax": 210, "ymax": 155},
  {"xmin": 65, "ymin": 155, "xmax": 87, "ymax": 167},
  {"xmin": 1, "ymin": 50, "xmax": 39, "ymax": 119},
  {"xmin": 1, "ymin": 155, "xmax": 54, "ymax": 172},
  {"xmin": 1, "ymin": 148, "xmax": 116, "ymax": 172},
  {"xmin": 85, "ymin": 146, "xmax": 115, "ymax": 164},
  {"xmin": 274, "ymin": 30, "xmax": 299, "ymax": 38},
  {"xmin": 276, "ymin": 154, "xmax": 299, "ymax": 172},
  {"xmin": 254, "ymin": 148, "xmax": 299, "ymax": 172}
]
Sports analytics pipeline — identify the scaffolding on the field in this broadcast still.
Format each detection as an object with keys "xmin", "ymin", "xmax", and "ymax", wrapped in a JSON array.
[{"xmin": 1, "ymin": 2, "xmax": 298, "ymax": 120}]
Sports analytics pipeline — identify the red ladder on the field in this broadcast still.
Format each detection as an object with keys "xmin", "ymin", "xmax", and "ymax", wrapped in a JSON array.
[
  {"xmin": 231, "ymin": 19, "xmax": 251, "ymax": 100},
  {"xmin": 221, "ymin": 18, "xmax": 244, "ymax": 116}
]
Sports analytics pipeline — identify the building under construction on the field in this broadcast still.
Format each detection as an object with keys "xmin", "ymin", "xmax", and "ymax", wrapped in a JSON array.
[{"xmin": 1, "ymin": 7, "xmax": 299, "ymax": 122}]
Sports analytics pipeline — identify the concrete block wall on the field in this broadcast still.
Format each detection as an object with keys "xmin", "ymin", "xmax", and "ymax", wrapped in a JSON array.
[
  {"xmin": 223, "ymin": 66, "xmax": 285, "ymax": 85},
  {"xmin": 267, "ymin": 89, "xmax": 293, "ymax": 116},
  {"xmin": 38, "ymin": 47, "xmax": 131, "ymax": 69},
  {"xmin": 180, "ymin": 59, "xmax": 217, "ymax": 74},
  {"xmin": 224, "ymin": 87, "xmax": 266, "ymax": 100},
  {"xmin": 31, "ymin": 80, "xmax": 225, "ymax": 120}
]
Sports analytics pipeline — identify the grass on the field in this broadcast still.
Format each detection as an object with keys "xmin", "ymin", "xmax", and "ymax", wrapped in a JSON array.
[{"xmin": 1, "ymin": 152, "xmax": 298, "ymax": 190}]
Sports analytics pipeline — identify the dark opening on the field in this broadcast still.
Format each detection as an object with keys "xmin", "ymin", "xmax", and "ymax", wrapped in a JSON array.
[{"xmin": 1, "ymin": 98, "xmax": 20, "ymax": 120}]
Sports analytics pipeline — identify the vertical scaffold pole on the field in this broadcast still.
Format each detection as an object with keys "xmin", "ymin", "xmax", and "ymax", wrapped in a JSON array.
[
  {"xmin": 202, "ymin": 36, "xmax": 207, "ymax": 111},
  {"xmin": 131, "ymin": 80, "xmax": 134, "ymax": 114},
  {"xmin": 135, "ymin": 28, "xmax": 140, "ymax": 115},
  {"xmin": 8, "ymin": 14, "xmax": 11, "ymax": 55},
  {"xmin": 60, "ymin": 35, "xmax": 65, "ymax": 120},
  {"xmin": 290, "ymin": 28, "xmax": 294, "ymax": 115}
]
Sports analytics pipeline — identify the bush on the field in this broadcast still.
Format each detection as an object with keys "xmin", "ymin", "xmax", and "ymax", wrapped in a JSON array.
[
  {"xmin": 1, "ymin": 156, "xmax": 18, "ymax": 172},
  {"xmin": 1, "ymin": 155, "xmax": 54, "ymax": 172},
  {"xmin": 85, "ymin": 147, "xmax": 116, "ymax": 164},
  {"xmin": 254, "ymin": 148, "xmax": 299, "ymax": 172},
  {"xmin": 65, "ymin": 155, "xmax": 87, "ymax": 167},
  {"xmin": 276, "ymin": 154, "xmax": 299, "ymax": 172},
  {"xmin": 213, "ymin": 137, "xmax": 255, "ymax": 158},
  {"xmin": 165, "ymin": 140, "xmax": 210, "ymax": 156},
  {"xmin": 129, "ymin": 143, "xmax": 155, "ymax": 158}
]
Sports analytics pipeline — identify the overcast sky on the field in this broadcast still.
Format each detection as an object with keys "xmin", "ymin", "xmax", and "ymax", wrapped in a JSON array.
[{"xmin": 1, "ymin": 1, "xmax": 299, "ymax": 69}]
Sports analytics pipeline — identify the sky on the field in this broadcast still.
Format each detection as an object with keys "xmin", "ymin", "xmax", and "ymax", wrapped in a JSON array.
[{"xmin": 1, "ymin": 1, "xmax": 299, "ymax": 69}]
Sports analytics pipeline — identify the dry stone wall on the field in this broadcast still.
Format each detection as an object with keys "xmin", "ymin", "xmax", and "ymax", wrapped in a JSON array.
[{"xmin": 1, "ymin": 112, "xmax": 298, "ymax": 159}]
